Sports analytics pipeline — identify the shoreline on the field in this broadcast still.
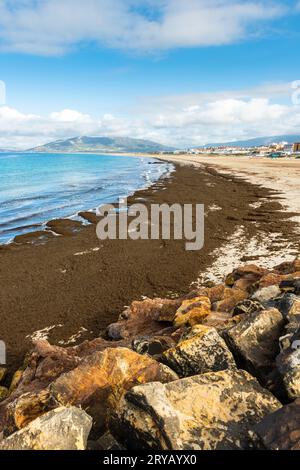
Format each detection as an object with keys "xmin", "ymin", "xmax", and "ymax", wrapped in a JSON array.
[
  {"xmin": 2, "ymin": 161, "xmax": 299, "ymax": 372},
  {"xmin": 0, "ymin": 154, "xmax": 172, "ymax": 246}
]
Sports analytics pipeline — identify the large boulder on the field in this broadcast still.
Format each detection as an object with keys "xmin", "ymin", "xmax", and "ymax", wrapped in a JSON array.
[
  {"xmin": 0, "ymin": 407, "xmax": 92, "ymax": 450},
  {"xmin": 110, "ymin": 369, "xmax": 281, "ymax": 450},
  {"xmin": 174, "ymin": 296, "xmax": 211, "ymax": 327},
  {"xmin": 162, "ymin": 325, "xmax": 236, "ymax": 377},
  {"xmin": 10, "ymin": 348, "xmax": 177, "ymax": 437},
  {"xmin": 106, "ymin": 298, "xmax": 180, "ymax": 340},
  {"xmin": 252, "ymin": 399, "xmax": 300, "ymax": 450},
  {"xmin": 224, "ymin": 308, "xmax": 284, "ymax": 380}
]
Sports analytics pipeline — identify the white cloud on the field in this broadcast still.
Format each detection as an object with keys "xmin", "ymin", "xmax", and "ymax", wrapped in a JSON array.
[
  {"xmin": 0, "ymin": 0, "xmax": 287, "ymax": 55},
  {"xmin": 1, "ymin": 82, "xmax": 300, "ymax": 149}
]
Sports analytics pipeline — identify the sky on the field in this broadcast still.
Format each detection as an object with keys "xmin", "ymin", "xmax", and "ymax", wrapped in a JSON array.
[{"xmin": 0, "ymin": 0, "xmax": 300, "ymax": 149}]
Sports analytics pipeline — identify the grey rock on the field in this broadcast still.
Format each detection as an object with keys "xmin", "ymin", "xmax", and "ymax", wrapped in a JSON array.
[
  {"xmin": 252, "ymin": 285, "xmax": 281, "ymax": 303},
  {"xmin": 276, "ymin": 329, "xmax": 300, "ymax": 400},
  {"xmin": 224, "ymin": 308, "xmax": 284, "ymax": 380},
  {"xmin": 0, "ymin": 406, "xmax": 92, "ymax": 450},
  {"xmin": 252, "ymin": 398, "xmax": 300, "ymax": 450},
  {"xmin": 110, "ymin": 369, "xmax": 281, "ymax": 450}
]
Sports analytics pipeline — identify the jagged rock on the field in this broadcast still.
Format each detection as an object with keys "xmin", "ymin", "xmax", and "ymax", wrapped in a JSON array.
[
  {"xmin": 280, "ymin": 278, "xmax": 300, "ymax": 295},
  {"xmin": 174, "ymin": 296, "xmax": 211, "ymax": 327},
  {"xmin": 233, "ymin": 299, "xmax": 264, "ymax": 316},
  {"xmin": 252, "ymin": 399, "xmax": 300, "ymax": 450},
  {"xmin": 106, "ymin": 298, "xmax": 180, "ymax": 340},
  {"xmin": 0, "ymin": 368, "xmax": 6, "ymax": 384},
  {"xmin": 276, "ymin": 330, "xmax": 300, "ymax": 400},
  {"xmin": 49, "ymin": 348, "xmax": 177, "ymax": 434},
  {"xmin": 110, "ymin": 369, "xmax": 281, "ymax": 450},
  {"xmin": 275, "ymin": 257, "xmax": 300, "ymax": 275},
  {"xmin": 1, "ymin": 347, "xmax": 177, "ymax": 437},
  {"xmin": 213, "ymin": 288, "xmax": 248, "ymax": 313},
  {"xmin": 0, "ymin": 407, "xmax": 92, "ymax": 450},
  {"xmin": 224, "ymin": 308, "xmax": 284, "ymax": 379},
  {"xmin": 162, "ymin": 325, "xmax": 236, "ymax": 377},
  {"xmin": 252, "ymin": 285, "xmax": 281, "ymax": 303},
  {"xmin": 226, "ymin": 264, "xmax": 268, "ymax": 288},
  {"xmin": 132, "ymin": 336, "xmax": 175, "ymax": 357},
  {"xmin": 0, "ymin": 387, "xmax": 8, "ymax": 402}
]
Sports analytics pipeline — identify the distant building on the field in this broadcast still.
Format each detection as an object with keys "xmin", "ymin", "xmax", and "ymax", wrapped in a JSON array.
[{"xmin": 293, "ymin": 143, "xmax": 300, "ymax": 152}]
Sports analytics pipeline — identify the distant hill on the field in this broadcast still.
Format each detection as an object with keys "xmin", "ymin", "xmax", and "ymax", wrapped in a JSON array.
[
  {"xmin": 206, "ymin": 134, "xmax": 300, "ymax": 148},
  {"xmin": 28, "ymin": 136, "xmax": 174, "ymax": 154}
]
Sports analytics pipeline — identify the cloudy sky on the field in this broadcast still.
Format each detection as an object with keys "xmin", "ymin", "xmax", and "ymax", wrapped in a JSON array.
[{"xmin": 0, "ymin": 0, "xmax": 300, "ymax": 149}]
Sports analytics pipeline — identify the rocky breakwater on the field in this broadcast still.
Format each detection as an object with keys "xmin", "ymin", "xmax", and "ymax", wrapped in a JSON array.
[{"xmin": 1, "ymin": 257, "xmax": 300, "ymax": 450}]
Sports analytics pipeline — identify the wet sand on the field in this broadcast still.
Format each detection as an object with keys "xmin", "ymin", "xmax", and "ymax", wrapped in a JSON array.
[{"xmin": 0, "ymin": 162, "xmax": 299, "ymax": 371}]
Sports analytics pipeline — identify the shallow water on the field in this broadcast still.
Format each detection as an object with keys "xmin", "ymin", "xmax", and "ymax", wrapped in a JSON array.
[{"xmin": 0, "ymin": 152, "xmax": 171, "ymax": 243}]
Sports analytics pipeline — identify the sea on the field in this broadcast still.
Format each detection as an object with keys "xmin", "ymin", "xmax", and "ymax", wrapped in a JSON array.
[{"xmin": 0, "ymin": 152, "xmax": 172, "ymax": 244}]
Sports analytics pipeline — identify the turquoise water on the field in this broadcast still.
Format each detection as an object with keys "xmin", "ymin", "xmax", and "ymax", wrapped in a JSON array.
[{"xmin": 0, "ymin": 153, "xmax": 172, "ymax": 244}]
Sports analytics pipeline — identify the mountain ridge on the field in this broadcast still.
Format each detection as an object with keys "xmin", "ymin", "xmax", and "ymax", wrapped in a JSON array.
[
  {"xmin": 205, "ymin": 134, "xmax": 300, "ymax": 148},
  {"xmin": 28, "ymin": 136, "xmax": 175, "ymax": 153}
]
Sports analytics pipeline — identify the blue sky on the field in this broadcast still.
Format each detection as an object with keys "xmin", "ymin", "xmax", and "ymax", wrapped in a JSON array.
[{"xmin": 0, "ymin": 0, "xmax": 300, "ymax": 148}]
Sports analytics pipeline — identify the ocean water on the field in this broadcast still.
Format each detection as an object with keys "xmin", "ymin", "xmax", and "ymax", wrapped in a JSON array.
[{"xmin": 0, "ymin": 153, "xmax": 172, "ymax": 244}]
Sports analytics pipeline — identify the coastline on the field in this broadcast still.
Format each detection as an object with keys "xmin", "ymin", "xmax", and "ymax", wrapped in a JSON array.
[{"xmin": 2, "ymin": 161, "xmax": 299, "ymax": 372}]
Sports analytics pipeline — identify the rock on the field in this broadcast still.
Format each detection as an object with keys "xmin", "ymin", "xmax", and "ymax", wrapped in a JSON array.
[
  {"xmin": 276, "ymin": 330, "xmax": 300, "ymax": 400},
  {"xmin": 252, "ymin": 285, "xmax": 281, "ymax": 303},
  {"xmin": 259, "ymin": 272, "xmax": 285, "ymax": 288},
  {"xmin": 174, "ymin": 296, "xmax": 211, "ymax": 327},
  {"xmin": 196, "ymin": 284, "xmax": 226, "ymax": 303},
  {"xmin": 233, "ymin": 299, "xmax": 264, "ymax": 316},
  {"xmin": 0, "ymin": 368, "xmax": 6, "ymax": 384},
  {"xmin": 275, "ymin": 257, "xmax": 300, "ymax": 275},
  {"xmin": 224, "ymin": 308, "xmax": 284, "ymax": 380},
  {"xmin": 202, "ymin": 311, "xmax": 235, "ymax": 330},
  {"xmin": 280, "ymin": 278, "xmax": 300, "ymax": 295},
  {"xmin": 0, "ymin": 338, "xmax": 129, "ymax": 435},
  {"xmin": 162, "ymin": 325, "xmax": 236, "ymax": 377},
  {"xmin": 132, "ymin": 336, "xmax": 175, "ymax": 357},
  {"xmin": 157, "ymin": 303, "xmax": 179, "ymax": 323},
  {"xmin": 49, "ymin": 348, "xmax": 177, "ymax": 434},
  {"xmin": 226, "ymin": 264, "xmax": 268, "ymax": 289},
  {"xmin": 0, "ymin": 387, "xmax": 8, "ymax": 402},
  {"xmin": 89, "ymin": 432, "xmax": 124, "ymax": 451},
  {"xmin": 213, "ymin": 288, "xmax": 248, "ymax": 313},
  {"xmin": 0, "ymin": 407, "xmax": 92, "ymax": 450},
  {"xmin": 252, "ymin": 399, "xmax": 300, "ymax": 450},
  {"xmin": 110, "ymin": 369, "xmax": 281, "ymax": 450},
  {"xmin": 9, "ymin": 370, "xmax": 23, "ymax": 394},
  {"xmin": 106, "ymin": 298, "xmax": 180, "ymax": 340}
]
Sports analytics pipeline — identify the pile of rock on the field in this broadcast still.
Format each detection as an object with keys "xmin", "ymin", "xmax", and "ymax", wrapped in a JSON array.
[{"xmin": 0, "ymin": 257, "xmax": 300, "ymax": 450}]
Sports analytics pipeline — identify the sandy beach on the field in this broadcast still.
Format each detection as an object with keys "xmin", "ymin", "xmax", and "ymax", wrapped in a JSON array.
[
  {"xmin": 0, "ymin": 158, "xmax": 299, "ymax": 374},
  {"xmin": 0, "ymin": 159, "xmax": 298, "ymax": 373}
]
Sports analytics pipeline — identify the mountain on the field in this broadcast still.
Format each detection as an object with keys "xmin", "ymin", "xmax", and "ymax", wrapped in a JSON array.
[
  {"xmin": 29, "ymin": 136, "xmax": 174, "ymax": 154},
  {"xmin": 205, "ymin": 134, "xmax": 300, "ymax": 148}
]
